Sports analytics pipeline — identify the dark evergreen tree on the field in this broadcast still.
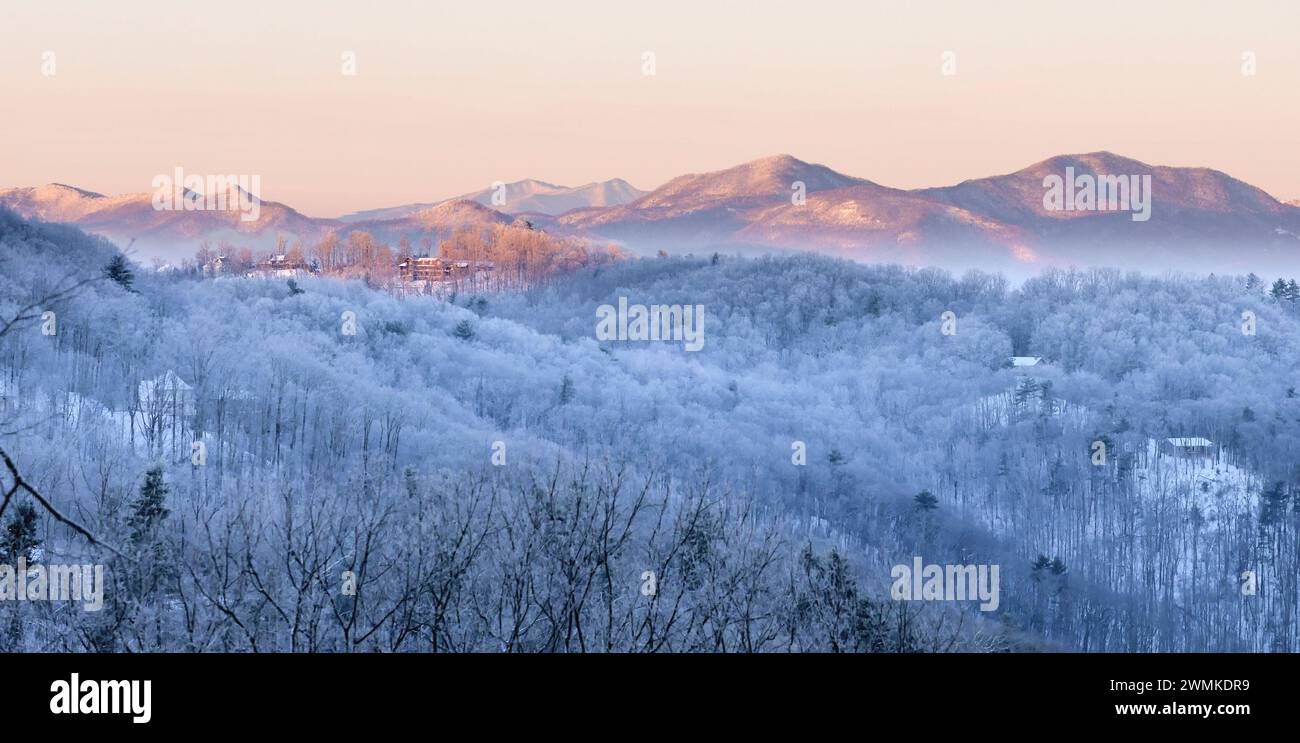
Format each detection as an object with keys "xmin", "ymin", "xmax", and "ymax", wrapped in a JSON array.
[
  {"xmin": 865, "ymin": 293, "xmax": 882, "ymax": 317},
  {"xmin": 103, "ymin": 254, "xmax": 135, "ymax": 292},
  {"xmin": 913, "ymin": 490, "xmax": 938, "ymax": 512},
  {"xmin": 129, "ymin": 465, "xmax": 170, "ymax": 546},
  {"xmin": 0, "ymin": 502, "xmax": 41, "ymax": 563},
  {"xmin": 1031, "ymin": 554, "xmax": 1052, "ymax": 575},
  {"xmin": 453, "ymin": 320, "xmax": 475, "ymax": 341},
  {"xmin": 1261, "ymin": 481, "xmax": 1288, "ymax": 527},
  {"xmin": 1013, "ymin": 378, "xmax": 1041, "ymax": 416},
  {"xmin": 1049, "ymin": 557, "xmax": 1068, "ymax": 576},
  {"xmin": 795, "ymin": 546, "xmax": 906, "ymax": 652},
  {"xmin": 1270, "ymin": 278, "xmax": 1289, "ymax": 300}
]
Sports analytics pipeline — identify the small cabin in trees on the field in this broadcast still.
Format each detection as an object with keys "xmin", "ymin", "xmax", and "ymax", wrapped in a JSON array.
[
  {"xmin": 202, "ymin": 255, "xmax": 228, "ymax": 274},
  {"xmin": 255, "ymin": 253, "xmax": 313, "ymax": 277},
  {"xmin": 399, "ymin": 257, "xmax": 497, "ymax": 282},
  {"xmin": 138, "ymin": 370, "xmax": 196, "ymax": 419},
  {"xmin": 1161, "ymin": 437, "xmax": 1215, "ymax": 461}
]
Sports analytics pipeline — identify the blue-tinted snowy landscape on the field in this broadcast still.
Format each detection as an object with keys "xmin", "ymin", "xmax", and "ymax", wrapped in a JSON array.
[
  {"xmin": 4, "ymin": 0, "xmax": 1299, "ymax": 658},
  {"xmin": 2, "ymin": 201, "xmax": 1298, "ymax": 652}
]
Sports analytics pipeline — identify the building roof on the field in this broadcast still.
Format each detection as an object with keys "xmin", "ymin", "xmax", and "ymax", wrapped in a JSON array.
[
  {"xmin": 140, "ymin": 370, "xmax": 192, "ymax": 394},
  {"xmin": 1166, "ymin": 437, "xmax": 1213, "ymax": 447},
  {"xmin": 1010, "ymin": 356, "xmax": 1044, "ymax": 367}
]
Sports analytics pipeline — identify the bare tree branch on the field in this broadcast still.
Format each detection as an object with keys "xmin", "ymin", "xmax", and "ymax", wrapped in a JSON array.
[{"xmin": 0, "ymin": 447, "xmax": 127, "ymax": 559}]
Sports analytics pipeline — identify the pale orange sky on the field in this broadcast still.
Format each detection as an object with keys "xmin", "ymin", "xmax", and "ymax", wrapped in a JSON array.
[{"xmin": 3, "ymin": 0, "xmax": 1298, "ymax": 217}]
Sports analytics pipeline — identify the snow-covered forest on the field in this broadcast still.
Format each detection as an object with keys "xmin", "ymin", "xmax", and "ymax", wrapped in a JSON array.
[{"xmin": 2, "ymin": 206, "xmax": 1297, "ymax": 652}]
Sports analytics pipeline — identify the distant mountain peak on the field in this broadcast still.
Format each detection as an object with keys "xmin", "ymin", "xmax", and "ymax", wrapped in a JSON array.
[
  {"xmin": 747, "ymin": 153, "xmax": 802, "ymax": 168},
  {"xmin": 412, "ymin": 198, "xmax": 504, "ymax": 218},
  {"xmin": 338, "ymin": 177, "xmax": 646, "ymax": 222},
  {"xmin": 505, "ymin": 178, "xmax": 567, "ymax": 190},
  {"xmin": 622, "ymin": 154, "xmax": 864, "ymax": 216},
  {"xmin": 391, "ymin": 198, "xmax": 513, "ymax": 231},
  {"xmin": 44, "ymin": 182, "xmax": 106, "ymax": 199}
]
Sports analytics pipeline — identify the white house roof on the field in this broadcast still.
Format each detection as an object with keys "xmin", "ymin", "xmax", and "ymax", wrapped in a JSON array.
[
  {"xmin": 1010, "ymin": 356, "xmax": 1044, "ymax": 367},
  {"xmin": 140, "ymin": 370, "xmax": 192, "ymax": 394},
  {"xmin": 1166, "ymin": 437, "xmax": 1213, "ymax": 447}
]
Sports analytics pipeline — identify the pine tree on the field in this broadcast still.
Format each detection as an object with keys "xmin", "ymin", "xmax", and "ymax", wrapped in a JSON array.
[
  {"xmin": 104, "ymin": 254, "xmax": 135, "ymax": 292},
  {"xmin": 1049, "ymin": 557, "xmax": 1068, "ymax": 576},
  {"xmin": 0, "ymin": 502, "xmax": 41, "ymax": 563},
  {"xmin": 557, "ymin": 375, "xmax": 574, "ymax": 405},
  {"xmin": 286, "ymin": 278, "xmax": 304, "ymax": 295},
  {"xmin": 453, "ymin": 320, "xmax": 475, "ymax": 341},
  {"xmin": 866, "ymin": 294, "xmax": 882, "ymax": 317},
  {"xmin": 129, "ymin": 465, "xmax": 170, "ymax": 545},
  {"xmin": 1031, "ymin": 554, "xmax": 1052, "ymax": 575},
  {"xmin": 1261, "ymin": 481, "xmax": 1288, "ymax": 526},
  {"xmin": 1013, "ymin": 378, "xmax": 1041, "ymax": 411},
  {"xmin": 913, "ymin": 490, "xmax": 938, "ymax": 512},
  {"xmin": 797, "ymin": 546, "xmax": 901, "ymax": 652}
]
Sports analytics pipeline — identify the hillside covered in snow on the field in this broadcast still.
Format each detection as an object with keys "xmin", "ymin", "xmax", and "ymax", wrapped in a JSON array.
[{"xmin": 2, "ymin": 207, "xmax": 1299, "ymax": 652}]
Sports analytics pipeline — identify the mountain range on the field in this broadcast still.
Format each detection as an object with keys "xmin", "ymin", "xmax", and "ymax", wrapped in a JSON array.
[
  {"xmin": 3, "ymin": 153, "xmax": 1298, "ymax": 275},
  {"xmin": 337, "ymin": 178, "xmax": 646, "ymax": 222}
]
